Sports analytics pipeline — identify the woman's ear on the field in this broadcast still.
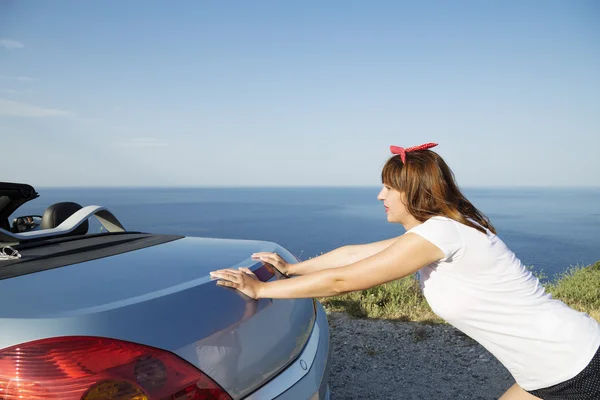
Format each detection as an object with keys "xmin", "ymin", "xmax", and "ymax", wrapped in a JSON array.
[{"xmin": 400, "ymin": 191, "xmax": 408, "ymax": 206}]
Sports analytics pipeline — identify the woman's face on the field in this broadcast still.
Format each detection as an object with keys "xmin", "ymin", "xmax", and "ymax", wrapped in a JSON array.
[{"xmin": 377, "ymin": 184, "xmax": 409, "ymax": 224}]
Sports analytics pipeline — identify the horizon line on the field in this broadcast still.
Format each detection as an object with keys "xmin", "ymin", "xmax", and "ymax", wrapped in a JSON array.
[{"xmin": 32, "ymin": 184, "xmax": 600, "ymax": 190}]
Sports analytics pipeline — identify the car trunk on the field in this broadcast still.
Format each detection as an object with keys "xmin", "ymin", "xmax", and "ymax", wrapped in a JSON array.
[{"xmin": 0, "ymin": 235, "xmax": 315, "ymax": 399}]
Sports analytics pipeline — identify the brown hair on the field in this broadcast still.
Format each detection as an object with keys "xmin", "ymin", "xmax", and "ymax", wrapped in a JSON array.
[{"xmin": 381, "ymin": 150, "xmax": 496, "ymax": 235}]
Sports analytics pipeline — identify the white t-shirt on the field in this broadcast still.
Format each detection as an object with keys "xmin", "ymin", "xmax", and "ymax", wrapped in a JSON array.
[{"xmin": 407, "ymin": 216, "xmax": 600, "ymax": 391}]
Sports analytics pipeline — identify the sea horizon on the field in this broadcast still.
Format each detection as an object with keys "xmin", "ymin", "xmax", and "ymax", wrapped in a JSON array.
[{"xmin": 31, "ymin": 185, "xmax": 600, "ymax": 190}]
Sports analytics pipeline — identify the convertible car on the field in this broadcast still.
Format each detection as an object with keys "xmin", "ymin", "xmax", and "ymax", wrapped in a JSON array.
[{"xmin": 0, "ymin": 182, "xmax": 331, "ymax": 400}]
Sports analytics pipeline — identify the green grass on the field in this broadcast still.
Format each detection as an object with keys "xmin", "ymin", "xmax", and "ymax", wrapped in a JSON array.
[
  {"xmin": 545, "ymin": 261, "xmax": 600, "ymax": 322},
  {"xmin": 319, "ymin": 261, "xmax": 600, "ymax": 323},
  {"xmin": 319, "ymin": 273, "xmax": 443, "ymax": 323}
]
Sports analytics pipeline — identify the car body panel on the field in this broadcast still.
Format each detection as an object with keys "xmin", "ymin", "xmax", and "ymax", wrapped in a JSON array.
[
  {"xmin": 0, "ymin": 236, "xmax": 317, "ymax": 399},
  {"xmin": 254, "ymin": 301, "xmax": 331, "ymax": 400}
]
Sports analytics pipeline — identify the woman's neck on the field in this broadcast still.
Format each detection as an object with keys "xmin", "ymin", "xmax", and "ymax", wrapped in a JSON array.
[{"xmin": 402, "ymin": 215, "xmax": 423, "ymax": 231}]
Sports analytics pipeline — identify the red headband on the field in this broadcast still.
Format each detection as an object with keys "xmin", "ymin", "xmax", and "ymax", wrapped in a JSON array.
[{"xmin": 390, "ymin": 142, "xmax": 438, "ymax": 164}]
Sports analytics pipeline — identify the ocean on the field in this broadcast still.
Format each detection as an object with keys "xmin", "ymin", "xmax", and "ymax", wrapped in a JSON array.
[{"xmin": 13, "ymin": 187, "xmax": 600, "ymax": 280}]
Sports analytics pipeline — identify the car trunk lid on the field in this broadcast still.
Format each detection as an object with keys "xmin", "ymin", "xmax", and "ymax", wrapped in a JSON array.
[{"xmin": 0, "ymin": 236, "xmax": 314, "ymax": 399}]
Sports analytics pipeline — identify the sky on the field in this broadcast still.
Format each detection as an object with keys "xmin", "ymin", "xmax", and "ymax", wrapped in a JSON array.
[{"xmin": 1, "ymin": 0, "xmax": 599, "ymax": 188}]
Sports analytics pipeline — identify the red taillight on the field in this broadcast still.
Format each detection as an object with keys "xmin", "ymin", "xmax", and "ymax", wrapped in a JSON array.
[{"xmin": 0, "ymin": 336, "xmax": 232, "ymax": 400}]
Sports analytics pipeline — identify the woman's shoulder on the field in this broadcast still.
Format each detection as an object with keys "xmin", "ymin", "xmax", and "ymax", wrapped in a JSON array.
[
  {"xmin": 407, "ymin": 216, "xmax": 464, "ymax": 261},
  {"xmin": 419, "ymin": 215, "xmax": 491, "ymax": 236},
  {"xmin": 411, "ymin": 215, "xmax": 457, "ymax": 230},
  {"xmin": 427, "ymin": 215, "xmax": 453, "ymax": 223}
]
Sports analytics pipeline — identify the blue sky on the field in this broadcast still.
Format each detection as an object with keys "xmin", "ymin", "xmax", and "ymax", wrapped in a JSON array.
[{"xmin": 1, "ymin": 0, "xmax": 598, "ymax": 187}]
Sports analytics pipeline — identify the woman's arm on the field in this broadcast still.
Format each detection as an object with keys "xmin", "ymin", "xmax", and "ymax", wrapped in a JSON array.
[
  {"xmin": 254, "ymin": 236, "xmax": 400, "ymax": 277},
  {"xmin": 211, "ymin": 233, "xmax": 444, "ymax": 299}
]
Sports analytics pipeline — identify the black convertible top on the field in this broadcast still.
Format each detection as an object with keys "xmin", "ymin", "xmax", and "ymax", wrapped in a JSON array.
[
  {"xmin": 0, "ymin": 182, "xmax": 39, "ymax": 230},
  {"xmin": 1, "ymin": 232, "xmax": 184, "ymax": 280}
]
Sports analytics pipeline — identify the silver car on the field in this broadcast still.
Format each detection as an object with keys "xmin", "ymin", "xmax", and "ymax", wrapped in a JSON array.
[{"xmin": 0, "ymin": 182, "xmax": 331, "ymax": 400}]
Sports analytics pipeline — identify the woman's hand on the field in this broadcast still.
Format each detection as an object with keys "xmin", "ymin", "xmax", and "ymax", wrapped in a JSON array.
[
  {"xmin": 252, "ymin": 252, "xmax": 292, "ymax": 276},
  {"xmin": 210, "ymin": 267, "xmax": 264, "ymax": 299}
]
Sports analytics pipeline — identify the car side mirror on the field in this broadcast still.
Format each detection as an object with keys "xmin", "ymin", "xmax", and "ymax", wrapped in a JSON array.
[{"xmin": 12, "ymin": 215, "xmax": 42, "ymax": 233}]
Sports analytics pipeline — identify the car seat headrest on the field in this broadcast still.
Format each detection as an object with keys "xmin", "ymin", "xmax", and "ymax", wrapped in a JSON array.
[{"xmin": 41, "ymin": 201, "xmax": 89, "ymax": 236}]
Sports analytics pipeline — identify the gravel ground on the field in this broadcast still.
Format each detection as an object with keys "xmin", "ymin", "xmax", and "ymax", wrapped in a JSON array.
[{"xmin": 327, "ymin": 312, "xmax": 515, "ymax": 400}]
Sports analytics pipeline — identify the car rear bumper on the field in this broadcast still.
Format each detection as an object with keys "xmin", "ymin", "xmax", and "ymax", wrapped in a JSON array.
[{"xmin": 243, "ymin": 300, "xmax": 331, "ymax": 400}]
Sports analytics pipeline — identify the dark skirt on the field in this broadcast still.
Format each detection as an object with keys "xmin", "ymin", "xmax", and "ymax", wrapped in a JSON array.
[{"xmin": 526, "ymin": 345, "xmax": 600, "ymax": 399}]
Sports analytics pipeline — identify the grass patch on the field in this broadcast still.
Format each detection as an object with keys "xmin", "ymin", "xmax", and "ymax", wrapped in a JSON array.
[
  {"xmin": 545, "ymin": 261, "xmax": 600, "ymax": 322},
  {"xmin": 320, "ymin": 261, "xmax": 600, "ymax": 323},
  {"xmin": 319, "ymin": 273, "xmax": 443, "ymax": 323}
]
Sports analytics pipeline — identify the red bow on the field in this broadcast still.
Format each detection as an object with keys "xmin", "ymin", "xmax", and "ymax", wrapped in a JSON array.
[{"xmin": 390, "ymin": 143, "xmax": 438, "ymax": 163}]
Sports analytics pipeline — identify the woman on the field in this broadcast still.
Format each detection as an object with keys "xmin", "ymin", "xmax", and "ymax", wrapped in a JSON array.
[{"xmin": 210, "ymin": 143, "xmax": 600, "ymax": 400}]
